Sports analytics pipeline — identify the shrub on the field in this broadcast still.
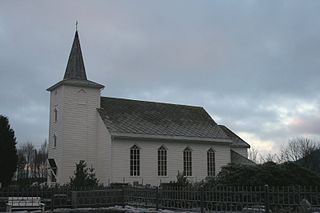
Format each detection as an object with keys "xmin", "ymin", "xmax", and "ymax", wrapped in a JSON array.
[{"xmin": 69, "ymin": 160, "xmax": 99, "ymax": 188}]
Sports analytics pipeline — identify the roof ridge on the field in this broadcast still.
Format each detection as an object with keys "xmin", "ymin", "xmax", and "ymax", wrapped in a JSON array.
[
  {"xmin": 219, "ymin": 125, "xmax": 250, "ymax": 148},
  {"xmin": 101, "ymin": 96, "xmax": 203, "ymax": 109}
]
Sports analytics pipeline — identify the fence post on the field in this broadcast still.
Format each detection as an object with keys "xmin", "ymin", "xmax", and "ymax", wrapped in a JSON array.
[
  {"xmin": 72, "ymin": 191, "xmax": 78, "ymax": 209},
  {"xmin": 264, "ymin": 185, "xmax": 270, "ymax": 213},
  {"xmin": 121, "ymin": 186, "xmax": 125, "ymax": 207},
  {"xmin": 51, "ymin": 187, "xmax": 54, "ymax": 211},
  {"xmin": 156, "ymin": 187, "xmax": 159, "ymax": 211},
  {"xmin": 200, "ymin": 187, "xmax": 204, "ymax": 213}
]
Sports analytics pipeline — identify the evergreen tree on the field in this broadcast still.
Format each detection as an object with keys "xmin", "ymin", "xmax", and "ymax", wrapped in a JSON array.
[
  {"xmin": 213, "ymin": 162, "xmax": 320, "ymax": 186},
  {"xmin": 0, "ymin": 115, "xmax": 18, "ymax": 186},
  {"xmin": 69, "ymin": 160, "xmax": 99, "ymax": 188}
]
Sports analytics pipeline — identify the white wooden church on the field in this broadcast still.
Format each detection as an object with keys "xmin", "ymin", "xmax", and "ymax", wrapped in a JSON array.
[{"xmin": 47, "ymin": 31, "xmax": 253, "ymax": 186}]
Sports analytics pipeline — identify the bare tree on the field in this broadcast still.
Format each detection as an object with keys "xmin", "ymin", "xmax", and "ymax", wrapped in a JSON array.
[
  {"xmin": 248, "ymin": 147, "xmax": 259, "ymax": 163},
  {"xmin": 278, "ymin": 137, "xmax": 319, "ymax": 163},
  {"xmin": 17, "ymin": 149, "xmax": 27, "ymax": 178},
  {"xmin": 19, "ymin": 142, "xmax": 35, "ymax": 178},
  {"xmin": 17, "ymin": 140, "xmax": 48, "ymax": 179},
  {"xmin": 260, "ymin": 153, "xmax": 278, "ymax": 163},
  {"xmin": 35, "ymin": 140, "xmax": 48, "ymax": 178}
]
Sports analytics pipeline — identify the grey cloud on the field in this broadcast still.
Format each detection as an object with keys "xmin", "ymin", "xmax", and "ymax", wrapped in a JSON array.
[{"xmin": 0, "ymin": 0, "xmax": 319, "ymax": 151}]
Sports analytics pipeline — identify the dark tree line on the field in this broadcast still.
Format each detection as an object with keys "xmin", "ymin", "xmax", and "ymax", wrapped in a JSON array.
[{"xmin": 215, "ymin": 162, "xmax": 320, "ymax": 186}]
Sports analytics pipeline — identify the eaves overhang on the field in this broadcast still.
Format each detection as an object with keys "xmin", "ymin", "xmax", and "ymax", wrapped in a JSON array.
[
  {"xmin": 230, "ymin": 143, "xmax": 251, "ymax": 148},
  {"xmin": 47, "ymin": 79, "xmax": 105, "ymax": 91},
  {"xmin": 111, "ymin": 132, "xmax": 233, "ymax": 144}
]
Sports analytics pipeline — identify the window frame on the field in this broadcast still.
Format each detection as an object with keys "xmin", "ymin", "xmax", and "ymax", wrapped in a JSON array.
[
  {"xmin": 207, "ymin": 148, "xmax": 215, "ymax": 177},
  {"xmin": 183, "ymin": 147, "xmax": 192, "ymax": 176},
  {"xmin": 53, "ymin": 134, "xmax": 57, "ymax": 148},
  {"xmin": 53, "ymin": 108, "xmax": 58, "ymax": 123},
  {"xmin": 130, "ymin": 145, "xmax": 140, "ymax": 176},
  {"xmin": 158, "ymin": 146, "xmax": 167, "ymax": 176}
]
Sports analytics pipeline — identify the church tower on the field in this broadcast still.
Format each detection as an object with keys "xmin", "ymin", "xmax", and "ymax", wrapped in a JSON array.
[{"xmin": 47, "ymin": 31, "xmax": 104, "ymax": 184}]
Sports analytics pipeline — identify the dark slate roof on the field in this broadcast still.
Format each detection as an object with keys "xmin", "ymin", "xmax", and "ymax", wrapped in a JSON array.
[
  {"xmin": 219, "ymin": 125, "xmax": 250, "ymax": 148},
  {"xmin": 231, "ymin": 150, "xmax": 256, "ymax": 165},
  {"xmin": 64, "ymin": 31, "xmax": 87, "ymax": 80},
  {"xmin": 98, "ymin": 97, "xmax": 231, "ymax": 142}
]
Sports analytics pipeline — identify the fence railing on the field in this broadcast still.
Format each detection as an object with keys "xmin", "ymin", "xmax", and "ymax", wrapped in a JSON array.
[
  {"xmin": 124, "ymin": 185, "xmax": 320, "ymax": 212},
  {"xmin": 0, "ymin": 186, "xmax": 107, "ymax": 210},
  {"xmin": 0, "ymin": 185, "xmax": 319, "ymax": 212},
  {"xmin": 71, "ymin": 189, "xmax": 123, "ymax": 208}
]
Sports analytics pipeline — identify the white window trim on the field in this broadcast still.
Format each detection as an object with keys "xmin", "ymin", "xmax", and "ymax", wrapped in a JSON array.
[
  {"xmin": 130, "ymin": 145, "xmax": 140, "ymax": 176},
  {"xmin": 207, "ymin": 148, "xmax": 216, "ymax": 177},
  {"xmin": 183, "ymin": 147, "xmax": 192, "ymax": 177},
  {"xmin": 158, "ymin": 145, "xmax": 167, "ymax": 176},
  {"xmin": 53, "ymin": 134, "xmax": 57, "ymax": 148},
  {"xmin": 53, "ymin": 108, "xmax": 58, "ymax": 123}
]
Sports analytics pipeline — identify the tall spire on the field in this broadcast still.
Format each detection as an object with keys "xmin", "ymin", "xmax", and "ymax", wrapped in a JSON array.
[{"xmin": 63, "ymin": 30, "xmax": 87, "ymax": 80}]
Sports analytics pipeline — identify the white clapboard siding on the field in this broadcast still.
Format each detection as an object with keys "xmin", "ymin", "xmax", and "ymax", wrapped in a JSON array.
[
  {"xmin": 111, "ymin": 138, "xmax": 231, "ymax": 186},
  {"xmin": 95, "ymin": 115, "xmax": 112, "ymax": 184},
  {"xmin": 48, "ymin": 86, "xmax": 64, "ymax": 183},
  {"xmin": 48, "ymin": 84, "xmax": 101, "ymax": 184},
  {"xmin": 48, "ymin": 83, "xmax": 248, "ymax": 186}
]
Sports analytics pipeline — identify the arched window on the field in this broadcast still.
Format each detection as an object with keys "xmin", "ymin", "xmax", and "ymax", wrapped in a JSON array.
[
  {"xmin": 130, "ymin": 145, "xmax": 140, "ymax": 176},
  {"xmin": 53, "ymin": 134, "xmax": 57, "ymax": 148},
  {"xmin": 207, "ymin": 148, "xmax": 215, "ymax": 176},
  {"xmin": 183, "ymin": 147, "xmax": 192, "ymax": 176},
  {"xmin": 54, "ymin": 108, "xmax": 58, "ymax": 122},
  {"xmin": 158, "ymin": 146, "xmax": 167, "ymax": 176}
]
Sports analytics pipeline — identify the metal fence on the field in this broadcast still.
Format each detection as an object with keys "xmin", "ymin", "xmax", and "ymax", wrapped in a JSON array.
[
  {"xmin": 124, "ymin": 185, "xmax": 320, "ymax": 212},
  {"xmin": 71, "ymin": 189, "xmax": 123, "ymax": 208},
  {"xmin": 0, "ymin": 186, "xmax": 106, "ymax": 210},
  {"xmin": 0, "ymin": 185, "xmax": 319, "ymax": 212}
]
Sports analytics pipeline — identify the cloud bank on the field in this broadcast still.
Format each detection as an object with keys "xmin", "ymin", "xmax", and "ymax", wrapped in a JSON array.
[{"xmin": 0, "ymin": 1, "xmax": 319, "ymax": 154}]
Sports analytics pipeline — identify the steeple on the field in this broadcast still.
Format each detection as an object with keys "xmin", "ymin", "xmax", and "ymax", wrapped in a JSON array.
[
  {"xmin": 47, "ymin": 30, "xmax": 104, "ymax": 92},
  {"xmin": 64, "ymin": 31, "xmax": 87, "ymax": 80}
]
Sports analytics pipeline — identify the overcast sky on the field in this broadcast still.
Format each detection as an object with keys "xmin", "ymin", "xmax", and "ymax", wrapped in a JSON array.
[{"xmin": 0, "ymin": 1, "xmax": 319, "ymax": 155}]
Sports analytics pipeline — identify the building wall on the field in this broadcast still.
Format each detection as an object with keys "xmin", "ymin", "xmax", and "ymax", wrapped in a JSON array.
[
  {"xmin": 111, "ymin": 138, "xmax": 231, "ymax": 186},
  {"xmin": 48, "ymin": 86, "xmax": 64, "ymax": 183},
  {"xmin": 48, "ymin": 84, "xmax": 101, "ymax": 184},
  {"xmin": 47, "ymin": 84, "xmax": 249, "ymax": 186},
  {"xmin": 95, "ymin": 115, "xmax": 112, "ymax": 185},
  {"xmin": 231, "ymin": 147, "xmax": 248, "ymax": 158}
]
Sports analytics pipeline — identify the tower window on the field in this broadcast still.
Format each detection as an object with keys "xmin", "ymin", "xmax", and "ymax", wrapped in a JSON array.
[
  {"xmin": 130, "ymin": 145, "xmax": 140, "ymax": 176},
  {"xmin": 183, "ymin": 147, "xmax": 192, "ymax": 176},
  {"xmin": 207, "ymin": 148, "xmax": 215, "ymax": 177},
  {"xmin": 54, "ymin": 108, "xmax": 58, "ymax": 122},
  {"xmin": 53, "ymin": 135, "xmax": 57, "ymax": 148},
  {"xmin": 158, "ymin": 146, "xmax": 167, "ymax": 176}
]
